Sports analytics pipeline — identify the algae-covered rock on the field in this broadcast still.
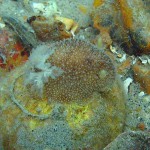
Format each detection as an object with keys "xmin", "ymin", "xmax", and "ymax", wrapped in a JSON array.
[
  {"xmin": 91, "ymin": 0, "xmax": 150, "ymax": 55},
  {"xmin": 0, "ymin": 39, "xmax": 126, "ymax": 149}
]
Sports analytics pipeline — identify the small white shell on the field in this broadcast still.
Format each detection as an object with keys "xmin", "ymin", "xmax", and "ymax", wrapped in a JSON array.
[{"xmin": 124, "ymin": 77, "xmax": 133, "ymax": 94}]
